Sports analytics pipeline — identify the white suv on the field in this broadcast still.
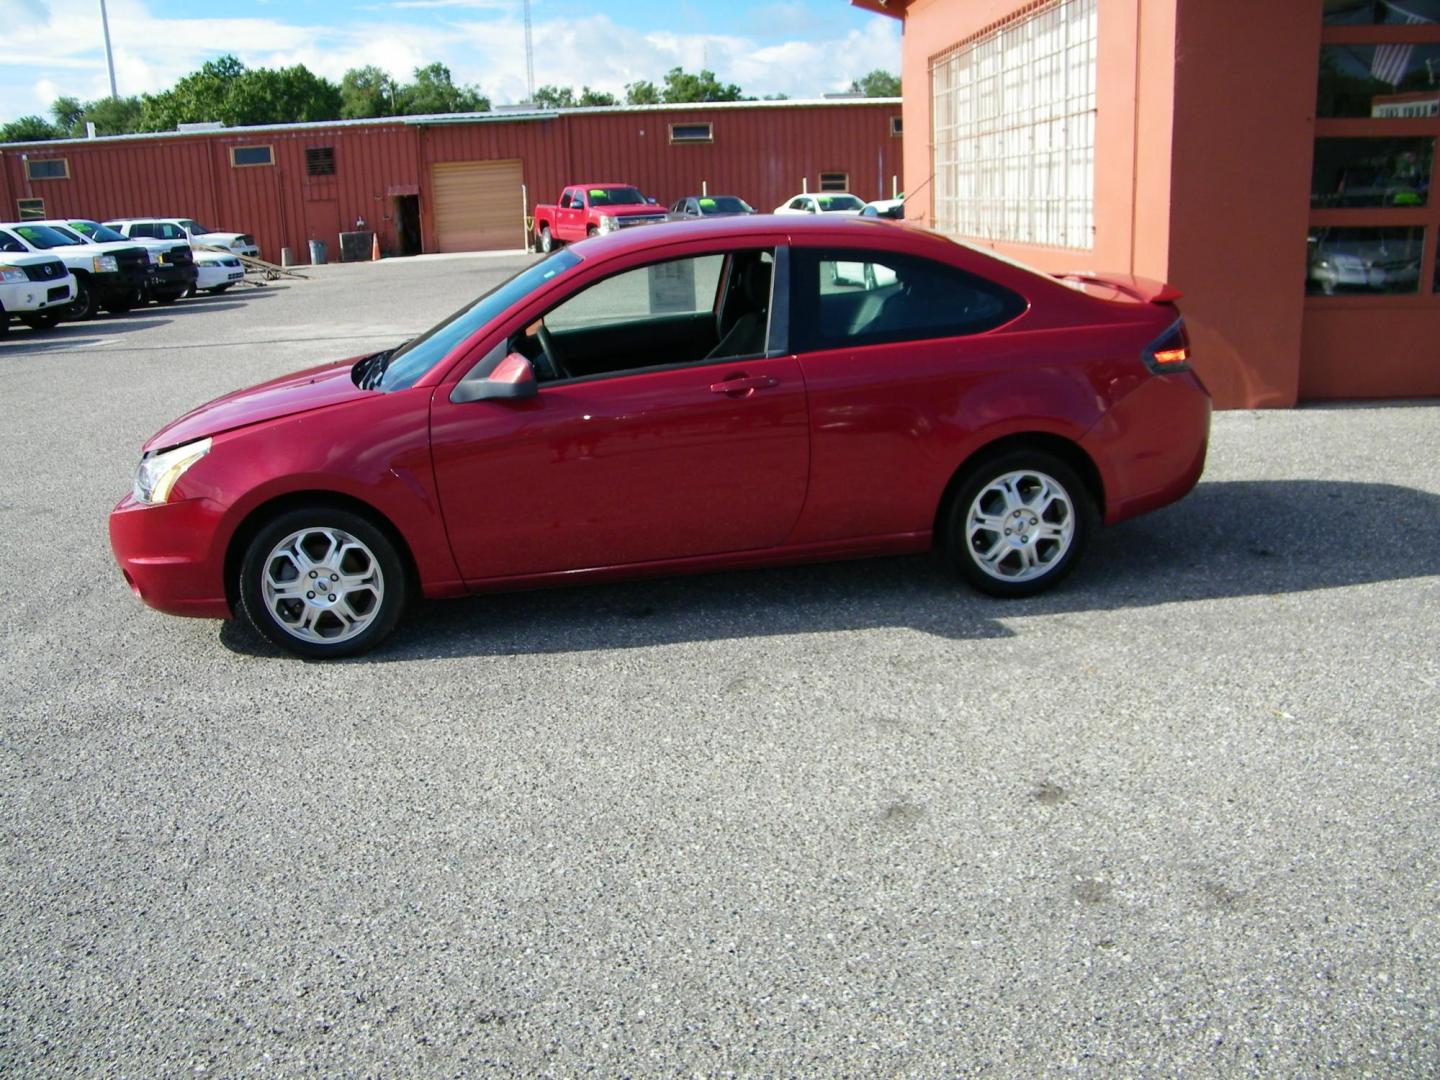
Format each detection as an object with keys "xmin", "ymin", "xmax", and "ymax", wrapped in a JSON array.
[
  {"xmin": 0, "ymin": 251, "xmax": 76, "ymax": 336},
  {"xmin": 107, "ymin": 217, "xmax": 259, "ymax": 259}
]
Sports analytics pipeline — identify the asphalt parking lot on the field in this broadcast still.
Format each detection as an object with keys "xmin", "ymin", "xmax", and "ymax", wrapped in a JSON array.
[{"xmin": 2, "ymin": 255, "xmax": 1437, "ymax": 1076}]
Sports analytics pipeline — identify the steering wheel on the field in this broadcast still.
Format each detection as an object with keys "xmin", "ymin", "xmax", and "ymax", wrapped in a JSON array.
[{"xmin": 534, "ymin": 322, "xmax": 568, "ymax": 381}]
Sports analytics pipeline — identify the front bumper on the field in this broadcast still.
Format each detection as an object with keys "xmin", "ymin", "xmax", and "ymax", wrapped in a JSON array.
[
  {"xmin": 109, "ymin": 494, "xmax": 232, "ymax": 619},
  {"xmin": 90, "ymin": 267, "xmax": 146, "ymax": 303},
  {"xmin": 195, "ymin": 263, "xmax": 246, "ymax": 290},
  {"xmin": 147, "ymin": 263, "xmax": 198, "ymax": 294},
  {"xmin": 1, "ymin": 277, "xmax": 73, "ymax": 313}
]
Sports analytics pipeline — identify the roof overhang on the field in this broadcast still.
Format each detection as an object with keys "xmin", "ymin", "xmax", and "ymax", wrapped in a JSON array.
[{"xmin": 850, "ymin": 0, "xmax": 911, "ymax": 19}]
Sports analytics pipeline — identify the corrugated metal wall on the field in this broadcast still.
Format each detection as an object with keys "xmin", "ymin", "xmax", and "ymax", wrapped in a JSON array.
[{"xmin": 0, "ymin": 103, "xmax": 901, "ymax": 262}]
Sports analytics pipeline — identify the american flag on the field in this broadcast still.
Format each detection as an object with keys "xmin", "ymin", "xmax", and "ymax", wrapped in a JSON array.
[{"xmin": 1372, "ymin": 4, "xmax": 1428, "ymax": 86}]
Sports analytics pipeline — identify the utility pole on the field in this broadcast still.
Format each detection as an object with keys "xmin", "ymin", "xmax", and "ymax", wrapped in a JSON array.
[
  {"xmin": 523, "ymin": 0, "xmax": 535, "ymax": 103},
  {"xmin": 100, "ymin": 0, "xmax": 119, "ymax": 98}
]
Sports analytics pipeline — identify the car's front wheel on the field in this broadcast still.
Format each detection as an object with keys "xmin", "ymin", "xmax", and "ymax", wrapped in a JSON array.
[
  {"xmin": 538, "ymin": 226, "xmax": 555, "ymax": 253},
  {"xmin": 944, "ymin": 449, "xmax": 1096, "ymax": 598},
  {"xmin": 20, "ymin": 311, "xmax": 61, "ymax": 331},
  {"xmin": 238, "ymin": 508, "xmax": 407, "ymax": 659}
]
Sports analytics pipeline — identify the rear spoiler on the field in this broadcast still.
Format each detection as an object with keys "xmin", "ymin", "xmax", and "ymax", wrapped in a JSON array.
[{"xmin": 1053, "ymin": 272, "xmax": 1183, "ymax": 304}]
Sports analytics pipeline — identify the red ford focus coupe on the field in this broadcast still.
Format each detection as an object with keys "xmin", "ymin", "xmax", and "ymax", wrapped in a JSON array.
[{"xmin": 110, "ymin": 216, "xmax": 1211, "ymax": 658}]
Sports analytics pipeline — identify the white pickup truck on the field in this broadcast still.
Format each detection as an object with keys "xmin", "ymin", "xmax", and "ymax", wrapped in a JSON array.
[
  {"xmin": 0, "ymin": 222, "xmax": 148, "ymax": 320},
  {"xmin": 107, "ymin": 217, "xmax": 259, "ymax": 260},
  {"xmin": 53, "ymin": 219, "xmax": 197, "ymax": 305},
  {"xmin": 0, "ymin": 251, "xmax": 76, "ymax": 336}
]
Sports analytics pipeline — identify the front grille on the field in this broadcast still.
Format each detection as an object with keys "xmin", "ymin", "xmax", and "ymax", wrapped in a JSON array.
[
  {"xmin": 115, "ymin": 247, "xmax": 148, "ymax": 282},
  {"xmin": 164, "ymin": 246, "xmax": 194, "ymax": 266},
  {"xmin": 617, "ymin": 215, "xmax": 668, "ymax": 228},
  {"xmin": 23, "ymin": 259, "xmax": 66, "ymax": 282},
  {"xmin": 47, "ymin": 285, "xmax": 69, "ymax": 301}
]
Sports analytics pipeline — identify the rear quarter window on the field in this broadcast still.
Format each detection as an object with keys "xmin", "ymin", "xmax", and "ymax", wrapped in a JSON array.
[{"xmin": 790, "ymin": 248, "xmax": 1027, "ymax": 352}]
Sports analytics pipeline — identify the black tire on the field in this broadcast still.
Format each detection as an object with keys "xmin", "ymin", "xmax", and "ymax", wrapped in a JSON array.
[
  {"xmin": 68, "ymin": 274, "xmax": 99, "ymax": 321},
  {"xmin": 103, "ymin": 287, "xmax": 141, "ymax": 315},
  {"xmin": 539, "ymin": 226, "xmax": 555, "ymax": 253},
  {"xmin": 205, "ymin": 284, "xmax": 234, "ymax": 295},
  {"xmin": 943, "ymin": 448, "xmax": 1097, "ymax": 598},
  {"xmin": 20, "ymin": 311, "xmax": 61, "ymax": 331},
  {"xmin": 586, "ymin": 225, "xmax": 599, "ymax": 238},
  {"xmin": 151, "ymin": 289, "xmax": 184, "ymax": 305},
  {"xmin": 238, "ymin": 507, "xmax": 408, "ymax": 659},
  {"xmin": 0, "ymin": 314, "xmax": 8, "ymax": 338}
]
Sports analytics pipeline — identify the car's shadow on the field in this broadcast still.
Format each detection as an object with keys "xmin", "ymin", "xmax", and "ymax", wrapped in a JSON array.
[
  {"xmin": 1, "ymin": 318, "xmax": 174, "ymax": 352},
  {"xmin": 218, "ymin": 480, "xmax": 1440, "ymax": 661}
]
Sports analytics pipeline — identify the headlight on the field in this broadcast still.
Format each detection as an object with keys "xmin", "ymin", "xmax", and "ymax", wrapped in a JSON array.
[
  {"xmin": 147, "ymin": 249, "xmax": 161, "ymax": 265},
  {"xmin": 93, "ymin": 254, "xmax": 119, "ymax": 273},
  {"xmin": 598, "ymin": 215, "xmax": 618, "ymax": 233},
  {"xmin": 133, "ymin": 437, "xmax": 211, "ymax": 505},
  {"xmin": 0, "ymin": 265, "xmax": 26, "ymax": 283}
]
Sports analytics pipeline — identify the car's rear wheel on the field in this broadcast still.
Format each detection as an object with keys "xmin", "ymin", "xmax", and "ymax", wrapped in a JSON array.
[
  {"xmin": 539, "ymin": 226, "xmax": 555, "ymax": 253},
  {"xmin": 944, "ymin": 449, "xmax": 1096, "ymax": 598},
  {"xmin": 238, "ymin": 508, "xmax": 407, "ymax": 659},
  {"xmin": 20, "ymin": 311, "xmax": 61, "ymax": 331},
  {"xmin": 151, "ymin": 288, "xmax": 184, "ymax": 305}
]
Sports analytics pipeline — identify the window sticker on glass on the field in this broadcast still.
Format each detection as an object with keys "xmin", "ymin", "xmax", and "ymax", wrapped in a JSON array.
[{"xmin": 648, "ymin": 260, "xmax": 697, "ymax": 313}]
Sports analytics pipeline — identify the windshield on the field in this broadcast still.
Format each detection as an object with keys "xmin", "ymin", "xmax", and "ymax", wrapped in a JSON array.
[
  {"xmin": 587, "ymin": 187, "xmax": 645, "ymax": 207},
  {"xmin": 68, "ymin": 220, "xmax": 129, "ymax": 243},
  {"xmin": 699, "ymin": 197, "xmax": 753, "ymax": 214},
  {"xmin": 178, "ymin": 219, "xmax": 212, "ymax": 234},
  {"xmin": 817, "ymin": 194, "xmax": 865, "ymax": 212},
  {"xmin": 13, "ymin": 224, "xmax": 81, "ymax": 249},
  {"xmin": 376, "ymin": 250, "xmax": 583, "ymax": 391}
]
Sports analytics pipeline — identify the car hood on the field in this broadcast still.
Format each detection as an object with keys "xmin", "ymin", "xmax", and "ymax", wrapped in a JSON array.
[
  {"xmin": 597, "ymin": 204, "xmax": 666, "ymax": 216},
  {"xmin": 143, "ymin": 360, "xmax": 368, "ymax": 451},
  {"xmin": 195, "ymin": 232, "xmax": 246, "ymax": 244}
]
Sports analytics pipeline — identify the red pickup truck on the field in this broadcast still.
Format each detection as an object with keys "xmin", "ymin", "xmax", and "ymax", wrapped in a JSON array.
[{"xmin": 532, "ymin": 184, "xmax": 670, "ymax": 251}]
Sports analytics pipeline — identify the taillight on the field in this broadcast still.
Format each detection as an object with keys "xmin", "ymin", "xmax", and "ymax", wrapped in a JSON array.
[{"xmin": 1143, "ymin": 319, "xmax": 1191, "ymax": 374}]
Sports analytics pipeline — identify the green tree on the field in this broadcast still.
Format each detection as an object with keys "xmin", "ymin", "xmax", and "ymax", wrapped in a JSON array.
[
  {"xmin": 340, "ymin": 65, "xmax": 400, "ymax": 119},
  {"xmin": 138, "ymin": 55, "xmax": 342, "ymax": 130},
  {"xmin": 850, "ymin": 69, "xmax": 901, "ymax": 97},
  {"xmin": 81, "ymin": 95, "xmax": 145, "ymax": 136},
  {"xmin": 532, "ymin": 85, "xmax": 617, "ymax": 108},
  {"xmin": 577, "ymin": 86, "xmax": 617, "ymax": 106},
  {"xmin": 50, "ymin": 96, "xmax": 85, "ymax": 132},
  {"xmin": 0, "ymin": 115, "xmax": 60, "ymax": 143},
  {"xmin": 625, "ymin": 80, "xmax": 661, "ymax": 105},
  {"xmin": 660, "ymin": 67, "xmax": 744, "ymax": 103},
  {"xmin": 396, "ymin": 63, "xmax": 489, "ymax": 115}
]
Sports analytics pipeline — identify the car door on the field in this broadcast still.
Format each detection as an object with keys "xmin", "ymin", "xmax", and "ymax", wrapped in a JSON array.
[{"xmin": 430, "ymin": 247, "xmax": 810, "ymax": 582}]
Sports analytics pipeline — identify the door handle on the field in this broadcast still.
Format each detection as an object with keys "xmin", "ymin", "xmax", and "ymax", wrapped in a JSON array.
[{"xmin": 709, "ymin": 375, "xmax": 779, "ymax": 395}]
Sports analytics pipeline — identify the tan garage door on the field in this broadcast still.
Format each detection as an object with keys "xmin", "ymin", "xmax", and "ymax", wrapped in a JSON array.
[{"xmin": 431, "ymin": 159, "xmax": 525, "ymax": 253}]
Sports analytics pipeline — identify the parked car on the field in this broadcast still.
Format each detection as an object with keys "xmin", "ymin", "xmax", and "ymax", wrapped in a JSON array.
[
  {"xmin": 106, "ymin": 217, "xmax": 259, "ymax": 260},
  {"xmin": 45, "ymin": 219, "xmax": 197, "ymax": 305},
  {"xmin": 774, "ymin": 192, "xmax": 866, "ymax": 215},
  {"xmin": 193, "ymin": 252, "xmax": 246, "ymax": 295},
  {"xmin": 0, "ymin": 222, "xmax": 147, "ymax": 319},
  {"xmin": 670, "ymin": 195, "xmax": 756, "ymax": 219},
  {"xmin": 1307, "ymin": 228, "xmax": 1423, "ymax": 295},
  {"xmin": 110, "ymin": 215, "xmax": 1211, "ymax": 659},
  {"xmin": 860, "ymin": 197, "xmax": 905, "ymax": 219},
  {"xmin": 532, "ymin": 184, "xmax": 668, "ymax": 251},
  {"xmin": 0, "ymin": 251, "xmax": 75, "ymax": 336}
]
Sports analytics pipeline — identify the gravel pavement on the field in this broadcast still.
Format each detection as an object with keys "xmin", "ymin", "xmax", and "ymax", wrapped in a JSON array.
[{"xmin": 1, "ymin": 255, "xmax": 1437, "ymax": 1077}]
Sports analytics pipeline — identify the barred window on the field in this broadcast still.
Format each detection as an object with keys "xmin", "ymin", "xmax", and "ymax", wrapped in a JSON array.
[{"xmin": 931, "ymin": 0, "xmax": 1096, "ymax": 249}]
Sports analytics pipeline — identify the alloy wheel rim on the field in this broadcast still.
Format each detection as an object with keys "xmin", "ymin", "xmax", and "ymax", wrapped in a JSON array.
[
  {"xmin": 260, "ymin": 527, "xmax": 385, "ymax": 644},
  {"xmin": 965, "ymin": 469, "xmax": 1075, "ymax": 582}
]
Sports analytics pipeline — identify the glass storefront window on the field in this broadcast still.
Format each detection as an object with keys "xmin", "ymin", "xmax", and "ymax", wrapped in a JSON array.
[
  {"xmin": 1307, "ymin": 226, "xmax": 1425, "ymax": 294},
  {"xmin": 1318, "ymin": 44, "xmax": 1440, "ymax": 117},
  {"xmin": 1312, "ymin": 137, "xmax": 1434, "ymax": 206},
  {"xmin": 1323, "ymin": 1, "xmax": 1440, "ymax": 25}
]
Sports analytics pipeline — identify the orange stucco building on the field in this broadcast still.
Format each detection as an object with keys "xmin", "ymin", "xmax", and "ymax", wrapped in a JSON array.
[{"xmin": 858, "ymin": 0, "xmax": 1440, "ymax": 407}]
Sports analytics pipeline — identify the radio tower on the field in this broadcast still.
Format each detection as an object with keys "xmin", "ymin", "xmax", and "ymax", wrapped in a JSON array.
[{"xmin": 523, "ymin": 0, "xmax": 536, "ymax": 104}]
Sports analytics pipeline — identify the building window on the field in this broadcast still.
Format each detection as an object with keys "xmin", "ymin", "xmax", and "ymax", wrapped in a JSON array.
[
  {"xmin": 16, "ymin": 198, "xmax": 44, "ymax": 219},
  {"xmin": 306, "ymin": 146, "xmax": 336, "ymax": 176},
  {"xmin": 229, "ymin": 145, "xmax": 274, "ymax": 167},
  {"xmin": 930, "ymin": 0, "xmax": 1097, "ymax": 249},
  {"xmin": 24, "ymin": 158, "xmax": 69, "ymax": 181},
  {"xmin": 1311, "ymin": 8, "xmax": 1440, "ymax": 299},
  {"xmin": 889, "ymin": 115, "xmax": 903, "ymax": 137},
  {"xmin": 669, "ymin": 123, "xmax": 713, "ymax": 144},
  {"xmin": 819, "ymin": 172, "xmax": 849, "ymax": 191}
]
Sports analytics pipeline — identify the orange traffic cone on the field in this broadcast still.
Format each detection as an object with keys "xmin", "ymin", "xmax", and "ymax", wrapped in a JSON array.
[{"xmin": 371, "ymin": 232, "xmax": 381, "ymax": 261}]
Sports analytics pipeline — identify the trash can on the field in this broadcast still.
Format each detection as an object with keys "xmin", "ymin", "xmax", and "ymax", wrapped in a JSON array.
[
  {"xmin": 280, "ymin": 246, "xmax": 295, "ymax": 267},
  {"xmin": 308, "ymin": 239, "xmax": 327, "ymax": 265}
]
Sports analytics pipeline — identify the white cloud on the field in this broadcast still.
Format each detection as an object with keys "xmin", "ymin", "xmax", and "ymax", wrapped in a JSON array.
[{"xmin": 0, "ymin": 0, "xmax": 899, "ymax": 124}]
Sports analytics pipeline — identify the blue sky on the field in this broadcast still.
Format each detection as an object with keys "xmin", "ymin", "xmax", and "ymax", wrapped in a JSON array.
[{"xmin": 0, "ymin": 0, "xmax": 901, "ymax": 124}]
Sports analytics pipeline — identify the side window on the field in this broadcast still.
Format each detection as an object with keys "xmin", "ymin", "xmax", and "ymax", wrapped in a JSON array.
[
  {"xmin": 517, "ymin": 250, "xmax": 772, "ymax": 381},
  {"xmin": 788, "ymin": 197, "xmax": 808, "ymax": 210},
  {"xmin": 159, "ymin": 224, "xmax": 185, "ymax": 240},
  {"xmin": 790, "ymin": 248, "xmax": 1027, "ymax": 351},
  {"xmin": 131, "ymin": 223, "xmax": 153, "ymax": 238},
  {"xmin": 559, "ymin": 192, "xmax": 572, "ymax": 209}
]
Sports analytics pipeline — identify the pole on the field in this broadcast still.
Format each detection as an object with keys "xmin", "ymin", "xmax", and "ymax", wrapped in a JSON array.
[
  {"xmin": 100, "ymin": 0, "xmax": 119, "ymax": 99},
  {"xmin": 523, "ymin": 0, "xmax": 536, "ymax": 103}
]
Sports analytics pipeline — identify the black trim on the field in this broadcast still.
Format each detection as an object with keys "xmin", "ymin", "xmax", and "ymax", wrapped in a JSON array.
[{"xmin": 765, "ymin": 244, "xmax": 791, "ymax": 358}]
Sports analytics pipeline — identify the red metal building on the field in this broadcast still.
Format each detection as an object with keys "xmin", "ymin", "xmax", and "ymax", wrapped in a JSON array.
[{"xmin": 0, "ymin": 100, "xmax": 902, "ymax": 263}]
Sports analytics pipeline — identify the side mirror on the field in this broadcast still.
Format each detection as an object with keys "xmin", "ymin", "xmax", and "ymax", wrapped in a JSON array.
[
  {"xmin": 451, "ymin": 351, "xmax": 539, "ymax": 403},
  {"xmin": 806, "ymin": 205, "xmax": 817, "ymax": 214},
  {"xmin": 646, "ymin": 196, "xmax": 658, "ymax": 204}
]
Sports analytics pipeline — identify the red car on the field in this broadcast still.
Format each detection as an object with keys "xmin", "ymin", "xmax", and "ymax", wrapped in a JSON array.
[{"xmin": 110, "ymin": 216, "xmax": 1210, "ymax": 658}]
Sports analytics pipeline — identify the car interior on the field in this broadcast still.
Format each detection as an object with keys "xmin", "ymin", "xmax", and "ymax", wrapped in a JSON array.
[{"xmin": 508, "ymin": 248, "xmax": 775, "ymax": 383}]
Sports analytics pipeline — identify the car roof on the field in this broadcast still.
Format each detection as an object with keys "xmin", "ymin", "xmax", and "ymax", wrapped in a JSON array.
[
  {"xmin": 569, "ymin": 213, "xmax": 960, "ymax": 260},
  {"xmin": 106, "ymin": 218, "xmax": 185, "ymax": 224}
]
